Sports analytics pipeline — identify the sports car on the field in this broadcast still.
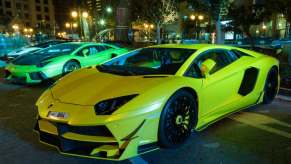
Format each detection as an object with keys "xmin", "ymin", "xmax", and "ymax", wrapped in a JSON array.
[
  {"xmin": 1, "ymin": 40, "xmax": 68, "ymax": 61},
  {"xmin": 34, "ymin": 44, "xmax": 279, "ymax": 160},
  {"xmin": 4, "ymin": 42, "xmax": 128, "ymax": 83}
]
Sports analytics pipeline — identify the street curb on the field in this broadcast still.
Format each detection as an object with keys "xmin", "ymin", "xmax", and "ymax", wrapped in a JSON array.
[{"xmin": 276, "ymin": 95, "xmax": 291, "ymax": 102}]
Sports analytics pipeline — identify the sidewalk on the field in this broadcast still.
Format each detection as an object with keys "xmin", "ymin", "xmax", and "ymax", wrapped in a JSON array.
[{"xmin": 278, "ymin": 87, "xmax": 291, "ymax": 101}]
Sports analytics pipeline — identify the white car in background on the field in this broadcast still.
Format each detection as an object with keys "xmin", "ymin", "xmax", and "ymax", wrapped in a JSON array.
[{"xmin": 6, "ymin": 47, "xmax": 42, "ymax": 61}]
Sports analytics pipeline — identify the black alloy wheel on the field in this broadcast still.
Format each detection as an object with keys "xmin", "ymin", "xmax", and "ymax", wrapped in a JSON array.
[
  {"xmin": 62, "ymin": 60, "xmax": 80, "ymax": 75},
  {"xmin": 158, "ymin": 90, "xmax": 197, "ymax": 148},
  {"xmin": 263, "ymin": 67, "xmax": 279, "ymax": 104}
]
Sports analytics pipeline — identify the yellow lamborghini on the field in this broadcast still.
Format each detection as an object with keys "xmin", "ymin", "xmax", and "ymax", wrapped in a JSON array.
[{"xmin": 34, "ymin": 44, "xmax": 279, "ymax": 160}]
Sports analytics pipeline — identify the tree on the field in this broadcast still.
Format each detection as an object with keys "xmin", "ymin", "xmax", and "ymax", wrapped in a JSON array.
[
  {"xmin": 188, "ymin": 0, "xmax": 229, "ymax": 44},
  {"xmin": 131, "ymin": 0, "xmax": 178, "ymax": 43},
  {"xmin": 227, "ymin": 0, "xmax": 269, "ymax": 47}
]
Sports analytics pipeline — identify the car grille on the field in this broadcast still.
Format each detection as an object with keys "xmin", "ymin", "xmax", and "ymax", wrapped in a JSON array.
[
  {"xmin": 29, "ymin": 72, "xmax": 47, "ymax": 80},
  {"xmin": 57, "ymin": 123, "xmax": 114, "ymax": 137}
]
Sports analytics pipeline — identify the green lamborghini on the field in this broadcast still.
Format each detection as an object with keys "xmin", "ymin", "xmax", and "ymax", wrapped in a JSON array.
[
  {"xmin": 34, "ymin": 44, "xmax": 279, "ymax": 160},
  {"xmin": 4, "ymin": 42, "xmax": 128, "ymax": 83}
]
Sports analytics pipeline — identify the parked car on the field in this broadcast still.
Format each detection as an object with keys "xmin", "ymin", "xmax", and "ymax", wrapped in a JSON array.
[
  {"xmin": 34, "ymin": 44, "xmax": 279, "ymax": 160},
  {"xmin": 5, "ymin": 42, "xmax": 129, "ymax": 84},
  {"xmin": 2, "ymin": 40, "xmax": 68, "ymax": 61}
]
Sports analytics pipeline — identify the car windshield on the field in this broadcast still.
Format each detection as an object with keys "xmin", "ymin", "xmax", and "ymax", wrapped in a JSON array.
[
  {"xmin": 32, "ymin": 41, "xmax": 65, "ymax": 48},
  {"xmin": 98, "ymin": 48, "xmax": 195, "ymax": 76},
  {"xmin": 33, "ymin": 43, "xmax": 80, "ymax": 57}
]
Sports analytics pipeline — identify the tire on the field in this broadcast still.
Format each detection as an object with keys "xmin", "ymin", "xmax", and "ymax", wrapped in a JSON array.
[
  {"xmin": 158, "ymin": 90, "xmax": 197, "ymax": 148},
  {"xmin": 62, "ymin": 60, "xmax": 80, "ymax": 75},
  {"xmin": 263, "ymin": 67, "xmax": 279, "ymax": 104}
]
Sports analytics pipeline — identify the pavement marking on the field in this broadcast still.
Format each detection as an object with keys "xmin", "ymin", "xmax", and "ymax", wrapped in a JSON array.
[
  {"xmin": 229, "ymin": 112, "xmax": 291, "ymax": 139},
  {"xmin": 7, "ymin": 103, "xmax": 21, "ymax": 107},
  {"xmin": 203, "ymin": 142, "xmax": 220, "ymax": 149},
  {"xmin": 258, "ymin": 110, "xmax": 270, "ymax": 113},
  {"xmin": 0, "ymin": 116, "xmax": 13, "ymax": 120},
  {"xmin": 129, "ymin": 156, "xmax": 148, "ymax": 164}
]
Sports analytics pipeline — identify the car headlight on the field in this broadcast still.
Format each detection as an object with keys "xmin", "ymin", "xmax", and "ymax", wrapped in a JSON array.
[
  {"xmin": 37, "ymin": 60, "xmax": 51, "ymax": 67},
  {"xmin": 94, "ymin": 94, "xmax": 138, "ymax": 115}
]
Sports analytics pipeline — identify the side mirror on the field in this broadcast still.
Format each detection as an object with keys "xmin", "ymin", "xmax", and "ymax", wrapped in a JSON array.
[
  {"xmin": 82, "ymin": 49, "xmax": 90, "ymax": 57},
  {"xmin": 200, "ymin": 59, "xmax": 216, "ymax": 78}
]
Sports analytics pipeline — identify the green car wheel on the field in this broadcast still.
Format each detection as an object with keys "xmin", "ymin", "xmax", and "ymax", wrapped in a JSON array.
[
  {"xmin": 158, "ymin": 89, "xmax": 197, "ymax": 148},
  {"xmin": 62, "ymin": 60, "xmax": 81, "ymax": 75}
]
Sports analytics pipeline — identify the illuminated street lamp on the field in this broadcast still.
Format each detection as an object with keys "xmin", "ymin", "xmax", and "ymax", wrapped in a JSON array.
[
  {"xmin": 144, "ymin": 23, "xmax": 149, "ymax": 28},
  {"xmin": 150, "ymin": 24, "xmax": 154, "ymax": 29},
  {"xmin": 12, "ymin": 24, "xmax": 19, "ymax": 30},
  {"xmin": 262, "ymin": 24, "xmax": 267, "ymax": 30},
  {"xmin": 71, "ymin": 11, "xmax": 78, "ymax": 18},
  {"xmin": 198, "ymin": 15, "xmax": 204, "ymax": 20},
  {"xmin": 256, "ymin": 30, "xmax": 260, "ymax": 34},
  {"xmin": 72, "ymin": 23, "xmax": 78, "ymax": 28},
  {"xmin": 99, "ymin": 19, "xmax": 106, "ymax": 26},
  {"xmin": 65, "ymin": 23, "xmax": 70, "ymax": 28},
  {"xmin": 106, "ymin": 7, "xmax": 112, "ymax": 13},
  {"xmin": 190, "ymin": 15, "xmax": 195, "ymax": 20},
  {"xmin": 29, "ymin": 28, "xmax": 33, "ymax": 32},
  {"xmin": 82, "ymin": 11, "xmax": 89, "ymax": 18}
]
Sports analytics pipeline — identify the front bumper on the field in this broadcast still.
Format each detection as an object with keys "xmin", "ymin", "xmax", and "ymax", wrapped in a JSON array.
[
  {"xmin": 4, "ymin": 64, "xmax": 58, "ymax": 84},
  {"xmin": 34, "ymin": 103, "xmax": 161, "ymax": 161},
  {"xmin": 5, "ymin": 69, "xmax": 47, "ymax": 84},
  {"xmin": 34, "ymin": 119, "xmax": 124, "ymax": 159}
]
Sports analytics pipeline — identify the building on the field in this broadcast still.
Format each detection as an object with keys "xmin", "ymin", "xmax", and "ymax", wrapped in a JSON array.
[{"xmin": 0, "ymin": 0, "xmax": 55, "ymax": 33}]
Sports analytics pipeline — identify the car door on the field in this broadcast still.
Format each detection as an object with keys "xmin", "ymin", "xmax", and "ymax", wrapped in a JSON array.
[{"xmin": 193, "ymin": 49, "xmax": 246, "ymax": 123}]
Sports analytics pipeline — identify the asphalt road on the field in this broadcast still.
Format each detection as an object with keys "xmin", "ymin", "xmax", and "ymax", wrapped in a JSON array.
[{"xmin": 0, "ymin": 72, "xmax": 290, "ymax": 164}]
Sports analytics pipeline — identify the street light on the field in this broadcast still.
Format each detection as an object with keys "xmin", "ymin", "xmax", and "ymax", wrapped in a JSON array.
[
  {"xmin": 82, "ymin": 11, "xmax": 89, "ymax": 18},
  {"xmin": 72, "ymin": 23, "xmax": 78, "ymax": 28},
  {"xmin": 12, "ymin": 24, "xmax": 19, "ymax": 30},
  {"xmin": 65, "ymin": 23, "xmax": 70, "ymax": 28},
  {"xmin": 198, "ymin": 15, "xmax": 204, "ymax": 20},
  {"xmin": 71, "ymin": 11, "xmax": 78, "ymax": 18},
  {"xmin": 99, "ymin": 19, "xmax": 106, "ymax": 26},
  {"xmin": 190, "ymin": 15, "xmax": 195, "ymax": 20},
  {"xmin": 106, "ymin": 7, "xmax": 112, "ymax": 13}
]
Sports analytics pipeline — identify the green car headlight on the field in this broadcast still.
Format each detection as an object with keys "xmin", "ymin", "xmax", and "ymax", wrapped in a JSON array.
[{"xmin": 94, "ymin": 94, "xmax": 138, "ymax": 115}]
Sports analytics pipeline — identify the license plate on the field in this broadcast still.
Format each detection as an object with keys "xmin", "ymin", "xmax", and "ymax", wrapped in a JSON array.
[{"xmin": 48, "ymin": 111, "xmax": 69, "ymax": 119}]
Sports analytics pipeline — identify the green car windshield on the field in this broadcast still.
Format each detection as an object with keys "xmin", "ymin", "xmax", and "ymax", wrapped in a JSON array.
[
  {"xmin": 12, "ymin": 43, "xmax": 81, "ymax": 65},
  {"xmin": 99, "ymin": 48, "xmax": 195, "ymax": 76},
  {"xmin": 35, "ymin": 44, "xmax": 80, "ymax": 56}
]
